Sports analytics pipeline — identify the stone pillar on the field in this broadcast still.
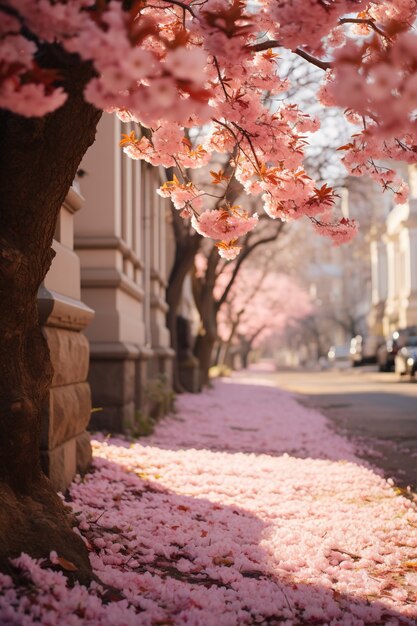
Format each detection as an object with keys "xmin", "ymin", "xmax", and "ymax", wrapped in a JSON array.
[
  {"xmin": 39, "ymin": 186, "xmax": 94, "ymax": 492},
  {"xmin": 383, "ymin": 233, "xmax": 400, "ymax": 335},
  {"xmin": 369, "ymin": 229, "xmax": 387, "ymax": 336},
  {"xmin": 401, "ymin": 205, "xmax": 417, "ymax": 327},
  {"xmin": 76, "ymin": 114, "xmax": 173, "ymax": 433},
  {"xmin": 382, "ymin": 173, "xmax": 417, "ymax": 333},
  {"xmin": 149, "ymin": 171, "xmax": 174, "ymax": 383},
  {"xmin": 76, "ymin": 114, "xmax": 145, "ymax": 433}
]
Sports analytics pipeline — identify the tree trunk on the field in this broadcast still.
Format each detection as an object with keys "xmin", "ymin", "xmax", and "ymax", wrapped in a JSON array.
[
  {"xmin": 0, "ymin": 52, "xmax": 101, "ymax": 579},
  {"xmin": 240, "ymin": 342, "xmax": 251, "ymax": 369},
  {"xmin": 194, "ymin": 329, "xmax": 217, "ymax": 387},
  {"xmin": 166, "ymin": 230, "xmax": 201, "ymax": 391},
  {"xmin": 192, "ymin": 249, "xmax": 219, "ymax": 388}
]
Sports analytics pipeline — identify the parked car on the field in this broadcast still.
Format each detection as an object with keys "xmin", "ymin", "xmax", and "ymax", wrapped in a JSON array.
[
  {"xmin": 377, "ymin": 326, "xmax": 417, "ymax": 372},
  {"xmin": 395, "ymin": 336, "xmax": 417, "ymax": 378},
  {"xmin": 349, "ymin": 335, "xmax": 384, "ymax": 366},
  {"xmin": 328, "ymin": 344, "xmax": 350, "ymax": 365},
  {"xmin": 377, "ymin": 340, "xmax": 395, "ymax": 372}
]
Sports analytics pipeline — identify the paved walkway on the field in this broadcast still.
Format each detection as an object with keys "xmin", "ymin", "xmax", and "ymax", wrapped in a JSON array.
[
  {"xmin": 1, "ymin": 373, "xmax": 417, "ymax": 625},
  {"xmin": 262, "ymin": 366, "xmax": 417, "ymax": 490}
]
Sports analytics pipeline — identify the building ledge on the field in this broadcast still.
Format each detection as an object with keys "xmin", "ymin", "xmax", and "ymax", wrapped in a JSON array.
[
  {"xmin": 89, "ymin": 341, "xmax": 141, "ymax": 360},
  {"xmin": 75, "ymin": 235, "xmax": 144, "ymax": 270},
  {"xmin": 151, "ymin": 293, "xmax": 169, "ymax": 313},
  {"xmin": 64, "ymin": 186, "xmax": 84, "ymax": 214},
  {"xmin": 38, "ymin": 286, "xmax": 94, "ymax": 331},
  {"xmin": 81, "ymin": 267, "xmax": 144, "ymax": 302}
]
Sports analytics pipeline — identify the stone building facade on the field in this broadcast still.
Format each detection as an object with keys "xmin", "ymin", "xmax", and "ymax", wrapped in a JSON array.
[
  {"xmin": 38, "ymin": 185, "xmax": 94, "ymax": 492},
  {"xmin": 39, "ymin": 113, "xmax": 175, "ymax": 490},
  {"xmin": 75, "ymin": 113, "xmax": 173, "ymax": 434},
  {"xmin": 369, "ymin": 165, "xmax": 417, "ymax": 335}
]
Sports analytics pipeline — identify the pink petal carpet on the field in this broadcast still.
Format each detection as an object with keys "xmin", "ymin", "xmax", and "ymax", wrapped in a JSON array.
[{"xmin": 1, "ymin": 371, "xmax": 416, "ymax": 625}]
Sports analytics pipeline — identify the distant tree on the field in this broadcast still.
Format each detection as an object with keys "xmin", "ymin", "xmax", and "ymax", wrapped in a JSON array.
[
  {"xmin": 192, "ymin": 216, "xmax": 286, "ymax": 385},
  {"xmin": 217, "ymin": 269, "xmax": 312, "ymax": 368}
]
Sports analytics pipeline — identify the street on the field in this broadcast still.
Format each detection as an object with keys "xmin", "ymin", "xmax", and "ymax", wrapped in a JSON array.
[{"xmin": 270, "ymin": 366, "xmax": 417, "ymax": 489}]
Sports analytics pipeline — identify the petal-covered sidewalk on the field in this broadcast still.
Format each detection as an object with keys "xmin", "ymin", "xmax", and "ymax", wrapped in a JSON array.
[{"xmin": 1, "ymin": 373, "xmax": 417, "ymax": 625}]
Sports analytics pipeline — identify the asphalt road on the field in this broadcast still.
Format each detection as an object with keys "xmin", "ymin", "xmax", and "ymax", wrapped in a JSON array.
[{"xmin": 271, "ymin": 365, "xmax": 417, "ymax": 489}]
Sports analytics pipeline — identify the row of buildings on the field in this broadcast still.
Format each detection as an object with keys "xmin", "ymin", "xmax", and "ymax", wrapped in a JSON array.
[
  {"xmin": 370, "ymin": 166, "xmax": 417, "ymax": 337},
  {"xmin": 276, "ymin": 166, "xmax": 417, "ymax": 365}
]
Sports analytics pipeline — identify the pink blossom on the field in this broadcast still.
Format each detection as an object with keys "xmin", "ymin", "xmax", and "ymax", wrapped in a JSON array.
[
  {"xmin": 216, "ymin": 242, "xmax": 241, "ymax": 259},
  {"xmin": 191, "ymin": 208, "xmax": 258, "ymax": 244},
  {"xmin": 10, "ymin": 1, "xmax": 417, "ymax": 270},
  {"xmin": 164, "ymin": 48, "xmax": 208, "ymax": 85},
  {"xmin": 0, "ymin": 80, "xmax": 67, "ymax": 117},
  {"xmin": 313, "ymin": 217, "xmax": 359, "ymax": 246}
]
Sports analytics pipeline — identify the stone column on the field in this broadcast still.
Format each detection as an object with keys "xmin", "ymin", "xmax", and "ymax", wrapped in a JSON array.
[
  {"xmin": 39, "ymin": 186, "xmax": 94, "ymax": 492},
  {"xmin": 75, "ymin": 114, "xmax": 145, "ymax": 433},
  {"xmin": 383, "ymin": 233, "xmax": 400, "ymax": 334},
  {"xmin": 369, "ymin": 228, "xmax": 387, "ymax": 336},
  {"xmin": 149, "ymin": 169, "xmax": 174, "ymax": 383},
  {"xmin": 402, "ymin": 199, "xmax": 417, "ymax": 327}
]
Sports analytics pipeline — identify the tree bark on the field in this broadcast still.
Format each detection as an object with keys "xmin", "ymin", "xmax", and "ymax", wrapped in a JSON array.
[
  {"xmin": 194, "ymin": 331, "xmax": 217, "ymax": 387},
  {"xmin": 166, "ymin": 210, "xmax": 201, "ymax": 391},
  {"xmin": 192, "ymin": 248, "xmax": 219, "ymax": 387},
  {"xmin": 0, "ymin": 50, "xmax": 101, "ymax": 579},
  {"xmin": 241, "ymin": 345, "xmax": 250, "ymax": 369}
]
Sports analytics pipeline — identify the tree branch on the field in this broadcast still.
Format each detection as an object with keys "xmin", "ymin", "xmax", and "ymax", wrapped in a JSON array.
[
  {"xmin": 158, "ymin": 0, "xmax": 196, "ymax": 17},
  {"xmin": 170, "ymin": 203, "xmax": 191, "ymax": 244},
  {"xmin": 213, "ymin": 55, "xmax": 230, "ymax": 101},
  {"xmin": 216, "ymin": 221, "xmax": 285, "ymax": 310},
  {"xmin": 248, "ymin": 324, "xmax": 266, "ymax": 345},
  {"xmin": 251, "ymin": 13, "xmax": 390, "ymax": 72},
  {"xmin": 249, "ymin": 40, "xmax": 332, "ymax": 71},
  {"xmin": 339, "ymin": 17, "xmax": 390, "ymax": 40}
]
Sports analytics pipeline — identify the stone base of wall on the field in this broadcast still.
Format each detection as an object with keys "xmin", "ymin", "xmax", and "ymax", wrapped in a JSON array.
[
  {"xmin": 368, "ymin": 301, "xmax": 385, "ymax": 337},
  {"xmin": 179, "ymin": 355, "xmax": 201, "ymax": 393},
  {"xmin": 135, "ymin": 347, "xmax": 153, "ymax": 411},
  {"xmin": 154, "ymin": 347, "xmax": 175, "ymax": 384},
  {"xmin": 88, "ymin": 342, "xmax": 140, "ymax": 433},
  {"xmin": 40, "ymin": 431, "xmax": 92, "ymax": 494},
  {"xmin": 88, "ymin": 344, "xmax": 175, "ymax": 435},
  {"xmin": 147, "ymin": 347, "xmax": 175, "ymax": 417},
  {"xmin": 401, "ymin": 294, "xmax": 417, "ymax": 328},
  {"xmin": 38, "ymin": 287, "xmax": 94, "ymax": 492}
]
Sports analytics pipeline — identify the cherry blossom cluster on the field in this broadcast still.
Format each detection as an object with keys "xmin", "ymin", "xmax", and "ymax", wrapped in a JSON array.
[
  {"xmin": 191, "ymin": 206, "xmax": 259, "ymax": 259},
  {"xmin": 0, "ymin": 9, "xmax": 68, "ymax": 116},
  {"xmin": 315, "ymin": 0, "xmax": 417, "ymax": 202},
  {"xmin": 3, "ymin": 0, "xmax": 417, "ymax": 255}
]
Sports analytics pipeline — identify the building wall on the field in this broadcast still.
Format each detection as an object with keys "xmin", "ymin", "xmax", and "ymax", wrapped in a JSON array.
[
  {"xmin": 38, "ymin": 186, "xmax": 94, "ymax": 491},
  {"xmin": 370, "ymin": 165, "xmax": 417, "ymax": 336},
  {"xmin": 75, "ymin": 113, "xmax": 173, "ymax": 433}
]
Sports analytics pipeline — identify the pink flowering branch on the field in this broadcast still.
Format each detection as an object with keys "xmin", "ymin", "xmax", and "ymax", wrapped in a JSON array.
[
  {"xmin": 212, "ymin": 55, "xmax": 230, "ymax": 100},
  {"xmin": 338, "ymin": 17, "xmax": 391, "ymax": 40},
  {"xmin": 158, "ymin": 0, "xmax": 197, "ymax": 17},
  {"xmin": 249, "ymin": 40, "xmax": 332, "ymax": 71}
]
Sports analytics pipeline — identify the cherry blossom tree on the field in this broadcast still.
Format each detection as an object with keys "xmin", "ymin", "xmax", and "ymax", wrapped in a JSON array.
[
  {"xmin": 167, "ymin": 147, "xmax": 243, "ymax": 389},
  {"xmin": 193, "ymin": 214, "xmax": 287, "ymax": 385},
  {"xmin": 1, "ymin": 0, "xmax": 417, "ymax": 575}
]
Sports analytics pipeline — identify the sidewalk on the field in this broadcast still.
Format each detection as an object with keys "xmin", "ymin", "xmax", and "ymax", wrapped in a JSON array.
[{"xmin": 1, "ymin": 373, "xmax": 417, "ymax": 625}]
